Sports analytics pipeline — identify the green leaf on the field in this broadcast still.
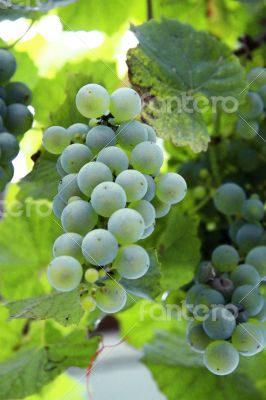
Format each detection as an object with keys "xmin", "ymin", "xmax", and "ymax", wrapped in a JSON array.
[
  {"xmin": 128, "ymin": 19, "xmax": 247, "ymax": 152},
  {"xmin": 6, "ymin": 288, "xmax": 84, "ymax": 327},
  {"xmin": 121, "ymin": 249, "xmax": 161, "ymax": 300},
  {"xmin": 0, "ymin": 330, "xmax": 99, "ymax": 400}
]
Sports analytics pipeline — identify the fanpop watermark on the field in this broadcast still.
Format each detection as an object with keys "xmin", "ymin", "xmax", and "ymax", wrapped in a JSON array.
[
  {"xmin": 0, "ymin": 198, "xmax": 52, "ymax": 218},
  {"xmin": 0, "ymin": 0, "xmax": 56, "ymax": 10}
]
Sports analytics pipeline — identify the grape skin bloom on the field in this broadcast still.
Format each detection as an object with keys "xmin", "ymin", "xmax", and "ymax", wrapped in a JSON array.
[
  {"xmin": 82, "ymin": 229, "xmax": 118, "ymax": 266},
  {"xmin": 108, "ymin": 208, "xmax": 145, "ymax": 245},
  {"xmin": 76, "ymin": 83, "xmax": 110, "ymax": 118},
  {"xmin": 91, "ymin": 181, "xmax": 127, "ymax": 217},
  {"xmin": 156, "ymin": 173, "xmax": 187, "ymax": 205},
  {"xmin": 47, "ymin": 256, "xmax": 83, "ymax": 292},
  {"xmin": 113, "ymin": 245, "xmax": 150, "ymax": 279}
]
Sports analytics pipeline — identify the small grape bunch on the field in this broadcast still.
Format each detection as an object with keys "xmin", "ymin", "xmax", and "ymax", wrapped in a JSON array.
[
  {"xmin": 236, "ymin": 67, "xmax": 266, "ymax": 140},
  {"xmin": 0, "ymin": 49, "xmax": 34, "ymax": 190},
  {"xmin": 43, "ymin": 83, "xmax": 187, "ymax": 314}
]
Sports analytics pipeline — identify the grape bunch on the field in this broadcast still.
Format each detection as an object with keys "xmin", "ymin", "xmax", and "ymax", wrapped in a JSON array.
[
  {"xmin": 185, "ymin": 183, "xmax": 266, "ymax": 376},
  {"xmin": 236, "ymin": 67, "xmax": 266, "ymax": 140},
  {"xmin": 0, "ymin": 49, "xmax": 33, "ymax": 190},
  {"xmin": 43, "ymin": 83, "xmax": 187, "ymax": 314}
]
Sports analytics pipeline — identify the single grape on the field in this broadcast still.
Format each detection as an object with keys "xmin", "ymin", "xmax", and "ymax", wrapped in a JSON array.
[
  {"xmin": 143, "ymin": 174, "xmax": 156, "ymax": 201},
  {"xmin": 246, "ymin": 246, "xmax": 266, "ymax": 279},
  {"xmin": 67, "ymin": 123, "xmax": 88, "ymax": 143},
  {"xmin": 43, "ymin": 126, "xmax": 70, "ymax": 155},
  {"xmin": 80, "ymin": 294, "xmax": 96, "ymax": 312},
  {"xmin": 0, "ymin": 132, "xmax": 19, "ymax": 162},
  {"xmin": 61, "ymin": 200, "xmax": 98, "ymax": 236},
  {"xmin": 86, "ymin": 125, "xmax": 116, "ymax": 154},
  {"xmin": 110, "ymin": 87, "xmax": 141, "ymax": 122},
  {"xmin": 204, "ymin": 341, "xmax": 239, "ymax": 376},
  {"xmin": 85, "ymin": 268, "xmax": 99, "ymax": 283},
  {"xmin": 91, "ymin": 181, "xmax": 126, "ymax": 217},
  {"xmin": 144, "ymin": 124, "xmax": 157, "ymax": 142},
  {"xmin": 212, "ymin": 277, "xmax": 234, "ymax": 299},
  {"xmin": 211, "ymin": 245, "xmax": 239, "ymax": 272},
  {"xmin": 247, "ymin": 67, "xmax": 266, "ymax": 90},
  {"xmin": 231, "ymin": 284, "xmax": 264, "ymax": 317},
  {"xmin": 203, "ymin": 306, "xmax": 236, "ymax": 339},
  {"xmin": 236, "ymin": 223, "xmax": 264, "ymax": 252},
  {"xmin": 185, "ymin": 284, "xmax": 208, "ymax": 312},
  {"xmin": 58, "ymin": 173, "xmax": 83, "ymax": 203},
  {"xmin": 241, "ymin": 198, "xmax": 265, "ymax": 222},
  {"xmin": 116, "ymin": 120, "xmax": 148, "ymax": 150},
  {"xmin": 96, "ymin": 146, "xmax": 129, "ymax": 175},
  {"xmin": 5, "ymin": 104, "xmax": 33, "ymax": 136},
  {"xmin": 186, "ymin": 321, "xmax": 212, "ymax": 353},
  {"xmin": 156, "ymin": 173, "xmax": 187, "ymax": 205},
  {"xmin": 108, "ymin": 208, "xmax": 145, "ymax": 245},
  {"xmin": 140, "ymin": 224, "xmax": 155, "ymax": 239},
  {"xmin": 231, "ymin": 264, "xmax": 261, "ymax": 287},
  {"xmin": 232, "ymin": 322, "xmax": 265, "ymax": 356},
  {"xmin": 0, "ymin": 98, "xmax": 7, "ymax": 118},
  {"xmin": 236, "ymin": 119, "xmax": 259, "ymax": 139},
  {"xmin": 56, "ymin": 156, "xmax": 67, "ymax": 178},
  {"xmin": 5, "ymin": 82, "xmax": 32, "ymax": 105},
  {"xmin": 77, "ymin": 161, "xmax": 113, "ymax": 197},
  {"xmin": 131, "ymin": 141, "xmax": 164, "ymax": 175},
  {"xmin": 53, "ymin": 232, "xmax": 83, "ymax": 262},
  {"xmin": 61, "ymin": 144, "xmax": 93, "ymax": 173},
  {"xmin": 195, "ymin": 288, "xmax": 225, "ymax": 312},
  {"xmin": 47, "ymin": 256, "xmax": 83, "ymax": 292},
  {"xmin": 113, "ymin": 244, "xmax": 150, "ymax": 279},
  {"xmin": 213, "ymin": 183, "xmax": 246, "ymax": 216},
  {"xmin": 0, "ymin": 49, "xmax": 16, "ymax": 84},
  {"xmin": 129, "ymin": 199, "xmax": 155, "ymax": 228},
  {"xmin": 239, "ymin": 92, "xmax": 264, "ymax": 120},
  {"xmin": 151, "ymin": 197, "xmax": 171, "ymax": 218},
  {"xmin": 82, "ymin": 229, "xmax": 118, "ymax": 266},
  {"xmin": 195, "ymin": 261, "xmax": 215, "ymax": 284},
  {"xmin": 52, "ymin": 194, "xmax": 66, "ymax": 219},
  {"xmin": 76, "ymin": 83, "xmax": 110, "ymax": 118},
  {"xmin": 115, "ymin": 169, "xmax": 147, "ymax": 202},
  {"xmin": 255, "ymin": 298, "xmax": 266, "ymax": 322},
  {"xmin": 229, "ymin": 219, "xmax": 245, "ymax": 243},
  {"xmin": 95, "ymin": 280, "xmax": 127, "ymax": 313}
]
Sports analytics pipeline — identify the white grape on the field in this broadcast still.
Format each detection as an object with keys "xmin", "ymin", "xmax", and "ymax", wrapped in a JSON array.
[
  {"xmin": 156, "ymin": 172, "xmax": 187, "ymax": 204},
  {"xmin": 77, "ymin": 161, "xmax": 113, "ymax": 197},
  {"xmin": 76, "ymin": 83, "xmax": 110, "ymax": 118},
  {"xmin": 108, "ymin": 208, "xmax": 145, "ymax": 245},
  {"xmin": 82, "ymin": 229, "xmax": 118, "ymax": 266},
  {"xmin": 114, "ymin": 244, "xmax": 150, "ymax": 279},
  {"xmin": 131, "ymin": 141, "xmax": 164, "ymax": 174},
  {"xmin": 91, "ymin": 181, "xmax": 126, "ymax": 217},
  {"xmin": 47, "ymin": 256, "xmax": 83, "ymax": 292},
  {"xmin": 86, "ymin": 125, "xmax": 116, "ymax": 154},
  {"xmin": 110, "ymin": 87, "xmax": 141, "ymax": 122},
  {"xmin": 115, "ymin": 169, "xmax": 147, "ymax": 202},
  {"xmin": 61, "ymin": 200, "xmax": 98, "ymax": 236},
  {"xmin": 96, "ymin": 146, "xmax": 129, "ymax": 175}
]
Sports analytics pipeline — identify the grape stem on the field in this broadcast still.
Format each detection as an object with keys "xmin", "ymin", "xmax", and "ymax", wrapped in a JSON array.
[
  {"xmin": 209, "ymin": 108, "xmax": 221, "ymax": 187},
  {"xmin": 189, "ymin": 193, "xmax": 212, "ymax": 215},
  {"xmin": 5, "ymin": 20, "xmax": 35, "ymax": 50}
]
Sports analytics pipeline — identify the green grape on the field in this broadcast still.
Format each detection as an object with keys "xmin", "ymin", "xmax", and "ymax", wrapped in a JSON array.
[
  {"xmin": 232, "ymin": 322, "xmax": 265, "ymax": 356},
  {"xmin": 108, "ymin": 208, "xmax": 145, "ymax": 245},
  {"xmin": 246, "ymin": 246, "xmax": 266, "ymax": 279},
  {"xmin": 91, "ymin": 181, "xmax": 126, "ymax": 217},
  {"xmin": 247, "ymin": 67, "xmax": 266, "ymax": 90},
  {"xmin": 232, "ymin": 284, "xmax": 264, "ymax": 317},
  {"xmin": 43, "ymin": 126, "xmax": 70, "ymax": 155},
  {"xmin": 61, "ymin": 200, "xmax": 98, "ymax": 236},
  {"xmin": 96, "ymin": 146, "xmax": 129, "ymax": 175},
  {"xmin": 241, "ymin": 198, "xmax": 265, "ymax": 222},
  {"xmin": 131, "ymin": 141, "xmax": 164, "ymax": 175},
  {"xmin": 143, "ymin": 174, "xmax": 156, "ymax": 201},
  {"xmin": 58, "ymin": 173, "xmax": 83, "ymax": 203},
  {"xmin": 53, "ymin": 232, "xmax": 83, "ymax": 263},
  {"xmin": 129, "ymin": 199, "xmax": 155, "ymax": 228},
  {"xmin": 203, "ymin": 307, "xmax": 236, "ymax": 339},
  {"xmin": 195, "ymin": 261, "xmax": 215, "ymax": 284},
  {"xmin": 140, "ymin": 224, "xmax": 155, "ymax": 239},
  {"xmin": 109, "ymin": 87, "xmax": 141, "ymax": 122},
  {"xmin": 113, "ymin": 244, "xmax": 150, "ymax": 279},
  {"xmin": 213, "ymin": 183, "xmax": 246, "ymax": 216},
  {"xmin": 236, "ymin": 223, "xmax": 264, "ymax": 252},
  {"xmin": 258, "ymin": 84, "xmax": 266, "ymax": 106},
  {"xmin": 185, "ymin": 284, "xmax": 208, "ymax": 312},
  {"xmin": 229, "ymin": 219, "xmax": 245, "ymax": 243},
  {"xmin": 5, "ymin": 104, "xmax": 33, "ymax": 136},
  {"xmin": 68, "ymin": 196, "xmax": 83, "ymax": 203},
  {"xmin": 61, "ymin": 144, "xmax": 93, "ymax": 173},
  {"xmin": 236, "ymin": 119, "xmax": 259, "ymax": 139},
  {"xmin": 56, "ymin": 156, "xmax": 67, "ymax": 178},
  {"xmin": 151, "ymin": 197, "xmax": 171, "ymax": 218},
  {"xmin": 255, "ymin": 299, "xmax": 266, "ymax": 322},
  {"xmin": 95, "ymin": 280, "xmax": 127, "ymax": 313},
  {"xmin": 0, "ymin": 49, "xmax": 16, "ymax": 84},
  {"xmin": 204, "ymin": 341, "xmax": 239, "ymax": 376},
  {"xmin": 82, "ymin": 229, "xmax": 118, "ymax": 266},
  {"xmin": 0, "ymin": 132, "xmax": 19, "ymax": 162},
  {"xmin": 195, "ymin": 288, "xmax": 225, "ymax": 311},
  {"xmin": 67, "ymin": 123, "xmax": 88, "ymax": 143},
  {"xmin": 144, "ymin": 124, "xmax": 157, "ymax": 142},
  {"xmin": 115, "ymin": 170, "xmax": 147, "ymax": 202},
  {"xmin": 76, "ymin": 83, "xmax": 110, "ymax": 118},
  {"xmin": 47, "ymin": 256, "xmax": 83, "ymax": 292},
  {"xmin": 156, "ymin": 173, "xmax": 187, "ymax": 205},
  {"xmin": 116, "ymin": 120, "xmax": 148, "ymax": 150},
  {"xmin": 86, "ymin": 125, "xmax": 116, "ymax": 154},
  {"xmin": 52, "ymin": 194, "xmax": 66, "ymax": 219},
  {"xmin": 211, "ymin": 245, "xmax": 239, "ymax": 272},
  {"xmin": 239, "ymin": 92, "xmax": 264, "ymax": 120},
  {"xmin": 85, "ymin": 268, "xmax": 99, "ymax": 283},
  {"xmin": 5, "ymin": 82, "xmax": 32, "ymax": 105},
  {"xmin": 186, "ymin": 321, "xmax": 212, "ymax": 353},
  {"xmin": 231, "ymin": 264, "xmax": 261, "ymax": 287},
  {"xmin": 77, "ymin": 161, "xmax": 113, "ymax": 197},
  {"xmin": 80, "ymin": 294, "xmax": 96, "ymax": 312},
  {"xmin": 0, "ymin": 98, "xmax": 7, "ymax": 118}
]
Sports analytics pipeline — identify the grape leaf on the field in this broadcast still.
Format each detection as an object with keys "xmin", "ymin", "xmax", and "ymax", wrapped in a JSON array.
[{"xmin": 128, "ymin": 19, "xmax": 247, "ymax": 152}]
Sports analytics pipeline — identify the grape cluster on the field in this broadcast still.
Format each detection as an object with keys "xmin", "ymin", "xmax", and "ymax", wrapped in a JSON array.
[
  {"xmin": 43, "ymin": 83, "xmax": 187, "ymax": 314},
  {"xmin": 236, "ymin": 67, "xmax": 266, "ymax": 140},
  {"xmin": 185, "ymin": 183, "xmax": 266, "ymax": 376},
  {"xmin": 0, "ymin": 49, "xmax": 33, "ymax": 190}
]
